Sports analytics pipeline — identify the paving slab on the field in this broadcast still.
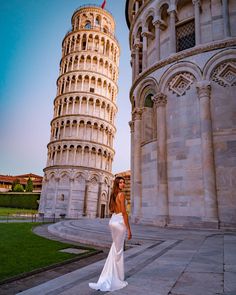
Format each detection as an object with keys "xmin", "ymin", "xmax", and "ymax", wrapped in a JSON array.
[{"xmin": 8, "ymin": 218, "xmax": 236, "ymax": 295}]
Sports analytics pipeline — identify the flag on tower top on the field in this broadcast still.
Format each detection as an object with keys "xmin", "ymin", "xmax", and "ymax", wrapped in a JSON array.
[{"xmin": 101, "ymin": 0, "xmax": 106, "ymax": 9}]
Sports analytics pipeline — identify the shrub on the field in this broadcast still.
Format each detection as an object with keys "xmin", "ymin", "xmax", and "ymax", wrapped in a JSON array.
[
  {"xmin": 0, "ymin": 193, "xmax": 40, "ymax": 210},
  {"xmin": 13, "ymin": 184, "xmax": 24, "ymax": 192},
  {"xmin": 25, "ymin": 178, "xmax": 33, "ymax": 192}
]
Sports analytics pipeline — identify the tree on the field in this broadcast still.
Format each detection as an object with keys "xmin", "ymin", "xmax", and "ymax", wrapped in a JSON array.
[
  {"xmin": 13, "ymin": 183, "xmax": 24, "ymax": 192},
  {"xmin": 25, "ymin": 178, "xmax": 34, "ymax": 192},
  {"xmin": 11, "ymin": 179, "xmax": 20, "ymax": 191}
]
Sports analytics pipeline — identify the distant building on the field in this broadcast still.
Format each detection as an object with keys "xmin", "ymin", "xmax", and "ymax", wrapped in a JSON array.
[
  {"xmin": 126, "ymin": 0, "xmax": 236, "ymax": 229},
  {"xmin": 0, "ymin": 173, "xmax": 43, "ymax": 192},
  {"xmin": 39, "ymin": 5, "xmax": 120, "ymax": 219}
]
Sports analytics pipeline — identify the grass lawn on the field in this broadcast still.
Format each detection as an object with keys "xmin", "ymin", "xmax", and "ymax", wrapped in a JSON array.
[{"xmin": 0, "ymin": 223, "xmax": 95, "ymax": 282}]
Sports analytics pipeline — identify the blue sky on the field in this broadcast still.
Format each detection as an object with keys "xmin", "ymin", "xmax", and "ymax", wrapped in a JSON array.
[{"xmin": 0, "ymin": 0, "xmax": 132, "ymax": 176}]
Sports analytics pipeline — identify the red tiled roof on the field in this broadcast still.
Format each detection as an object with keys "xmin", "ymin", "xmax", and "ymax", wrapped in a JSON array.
[{"xmin": 0, "ymin": 173, "xmax": 43, "ymax": 184}]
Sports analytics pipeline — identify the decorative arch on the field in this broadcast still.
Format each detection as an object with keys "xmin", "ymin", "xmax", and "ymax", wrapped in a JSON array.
[
  {"xmin": 159, "ymin": 61, "xmax": 202, "ymax": 94},
  {"xmin": 136, "ymin": 76, "xmax": 159, "ymax": 107},
  {"xmin": 203, "ymin": 49, "xmax": 236, "ymax": 81}
]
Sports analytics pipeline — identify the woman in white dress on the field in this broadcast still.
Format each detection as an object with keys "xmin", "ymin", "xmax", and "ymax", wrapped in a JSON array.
[{"xmin": 89, "ymin": 176, "xmax": 132, "ymax": 292}]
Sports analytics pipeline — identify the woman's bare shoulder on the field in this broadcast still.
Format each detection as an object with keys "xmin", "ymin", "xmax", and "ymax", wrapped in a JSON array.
[{"xmin": 117, "ymin": 192, "xmax": 125, "ymax": 200}]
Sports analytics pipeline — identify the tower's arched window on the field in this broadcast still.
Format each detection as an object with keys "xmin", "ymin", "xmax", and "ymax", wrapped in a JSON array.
[
  {"xmin": 144, "ymin": 93, "xmax": 153, "ymax": 108},
  {"xmin": 85, "ymin": 21, "xmax": 91, "ymax": 29},
  {"xmin": 95, "ymin": 16, "xmax": 100, "ymax": 25},
  {"xmin": 176, "ymin": 19, "xmax": 195, "ymax": 52}
]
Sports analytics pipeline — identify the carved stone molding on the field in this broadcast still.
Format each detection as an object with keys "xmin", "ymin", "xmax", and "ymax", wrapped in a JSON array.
[
  {"xmin": 141, "ymin": 31, "xmax": 155, "ymax": 40},
  {"xmin": 196, "ymin": 81, "xmax": 211, "ymax": 98},
  {"xmin": 130, "ymin": 39, "xmax": 236, "ymax": 97},
  {"xmin": 211, "ymin": 61, "xmax": 236, "ymax": 87},
  {"xmin": 192, "ymin": 0, "xmax": 201, "ymax": 6},
  {"xmin": 133, "ymin": 43, "xmax": 142, "ymax": 51},
  {"xmin": 132, "ymin": 108, "xmax": 143, "ymax": 120},
  {"xmin": 153, "ymin": 93, "xmax": 167, "ymax": 107},
  {"xmin": 169, "ymin": 72, "xmax": 195, "ymax": 96},
  {"xmin": 129, "ymin": 120, "xmax": 135, "ymax": 132},
  {"xmin": 153, "ymin": 18, "xmax": 167, "ymax": 30}
]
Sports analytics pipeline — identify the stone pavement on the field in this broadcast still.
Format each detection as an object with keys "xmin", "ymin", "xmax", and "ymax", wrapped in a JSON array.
[{"xmin": 14, "ymin": 218, "xmax": 236, "ymax": 295}]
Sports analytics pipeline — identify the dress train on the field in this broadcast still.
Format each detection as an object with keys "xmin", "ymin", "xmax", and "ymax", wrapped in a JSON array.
[{"xmin": 89, "ymin": 213, "xmax": 128, "ymax": 292}]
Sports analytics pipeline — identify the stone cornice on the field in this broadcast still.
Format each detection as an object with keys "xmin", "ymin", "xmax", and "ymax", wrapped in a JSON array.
[
  {"xmin": 47, "ymin": 139, "xmax": 115, "ymax": 154},
  {"xmin": 130, "ymin": 39, "xmax": 236, "ymax": 99},
  {"xmin": 71, "ymin": 6, "xmax": 115, "ymax": 26},
  {"xmin": 62, "ymin": 28, "xmax": 120, "ymax": 52},
  {"xmin": 54, "ymin": 92, "xmax": 118, "ymax": 112},
  {"xmin": 57, "ymin": 70, "xmax": 119, "ymax": 91},
  {"xmin": 51, "ymin": 114, "xmax": 117, "ymax": 132},
  {"xmin": 60, "ymin": 50, "xmax": 119, "ymax": 70},
  {"xmin": 43, "ymin": 165, "xmax": 114, "ymax": 178}
]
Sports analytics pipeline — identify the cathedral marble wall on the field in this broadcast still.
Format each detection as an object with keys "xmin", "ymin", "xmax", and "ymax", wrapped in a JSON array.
[{"xmin": 126, "ymin": 0, "xmax": 236, "ymax": 228}]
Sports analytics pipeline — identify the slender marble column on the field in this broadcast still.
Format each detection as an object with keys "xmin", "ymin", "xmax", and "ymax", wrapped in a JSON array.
[
  {"xmin": 67, "ymin": 178, "xmax": 74, "ymax": 217},
  {"xmin": 168, "ymin": 9, "xmax": 177, "ymax": 54},
  {"xmin": 96, "ymin": 182, "xmax": 102, "ymax": 217},
  {"xmin": 129, "ymin": 120, "xmax": 135, "ymax": 215},
  {"xmin": 153, "ymin": 20, "xmax": 161, "ymax": 61},
  {"xmin": 132, "ymin": 108, "xmax": 143, "ymax": 221},
  {"xmin": 153, "ymin": 93, "xmax": 169, "ymax": 226},
  {"xmin": 196, "ymin": 81, "xmax": 219, "ymax": 224},
  {"xmin": 83, "ymin": 180, "xmax": 89, "ymax": 216},
  {"xmin": 52, "ymin": 177, "xmax": 60, "ymax": 214},
  {"xmin": 141, "ymin": 32, "xmax": 148, "ymax": 70},
  {"xmin": 135, "ymin": 0, "xmax": 139, "ymax": 14},
  {"xmin": 222, "ymin": 0, "xmax": 230, "ymax": 38},
  {"xmin": 106, "ymin": 184, "xmax": 110, "ymax": 217},
  {"xmin": 131, "ymin": 50, "xmax": 135, "ymax": 81},
  {"xmin": 193, "ymin": 0, "xmax": 201, "ymax": 45},
  {"xmin": 134, "ymin": 43, "xmax": 140, "ymax": 77}
]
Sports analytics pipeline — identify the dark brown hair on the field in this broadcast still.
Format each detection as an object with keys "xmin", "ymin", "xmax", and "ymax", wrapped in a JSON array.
[{"xmin": 109, "ymin": 176, "xmax": 125, "ymax": 213}]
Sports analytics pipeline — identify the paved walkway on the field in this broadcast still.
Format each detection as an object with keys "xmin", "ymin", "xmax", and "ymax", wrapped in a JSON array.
[{"xmin": 15, "ymin": 218, "xmax": 236, "ymax": 295}]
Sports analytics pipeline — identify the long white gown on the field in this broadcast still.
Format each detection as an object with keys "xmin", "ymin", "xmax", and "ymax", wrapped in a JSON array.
[{"xmin": 89, "ymin": 212, "xmax": 128, "ymax": 292}]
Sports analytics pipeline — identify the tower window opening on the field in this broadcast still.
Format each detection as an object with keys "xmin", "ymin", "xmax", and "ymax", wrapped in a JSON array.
[
  {"xmin": 176, "ymin": 19, "xmax": 195, "ymax": 52},
  {"xmin": 144, "ymin": 94, "xmax": 154, "ymax": 108},
  {"xmin": 58, "ymin": 105, "xmax": 62, "ymax": 115},
  {"xmin": 85, "ymin": 22, "xmax": 91, "ymax": 29},
  {"xmin": 95, "ymin": 17, "xmax": 100, "ymax": 25},
  {"xmin": 90, "ymin": 88, "xmax": 95, "ymax": 93},
  {"xmin": 82, "ymin": 41, "xmax": 86, "ymax": 50}
]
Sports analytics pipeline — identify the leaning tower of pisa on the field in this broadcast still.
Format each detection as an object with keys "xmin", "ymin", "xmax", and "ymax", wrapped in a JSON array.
[{"xmin": 39, "ymin": 5, "xmax": 120, "ymax": 219}]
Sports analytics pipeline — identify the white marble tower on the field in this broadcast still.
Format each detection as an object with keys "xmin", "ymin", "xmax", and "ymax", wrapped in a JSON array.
[{"xmin": 39, "ymin": 5, "xmax": 120, "ymax": 218}]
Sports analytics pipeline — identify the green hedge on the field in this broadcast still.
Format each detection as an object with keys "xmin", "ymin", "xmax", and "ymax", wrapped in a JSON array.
[{"xmin": 0, "ymin": 193, "xmax": 40, "ymax": 210}]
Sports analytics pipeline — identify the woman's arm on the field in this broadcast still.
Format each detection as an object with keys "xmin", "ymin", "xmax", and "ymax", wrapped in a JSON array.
[{"xmin": 118, "ymin": 193, "xmax": 132, "ymax": 240}]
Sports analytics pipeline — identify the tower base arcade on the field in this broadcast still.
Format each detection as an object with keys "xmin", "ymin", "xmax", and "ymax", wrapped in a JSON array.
[{"xmin": 39, "ymin": 166, "xmax": 113, "ymax": 219}]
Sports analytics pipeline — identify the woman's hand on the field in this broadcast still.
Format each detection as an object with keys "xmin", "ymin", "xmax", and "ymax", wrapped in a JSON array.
[{"xmin": 127, "ymin": 230, "xmax": 132, "ymax": 240}]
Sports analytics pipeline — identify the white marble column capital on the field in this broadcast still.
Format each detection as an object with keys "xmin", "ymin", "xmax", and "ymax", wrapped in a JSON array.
[
  {"xmin": 153, "ymin": 93, "xmax": 167, "ymax": 107},
  {"xmin": 196, "ymin": 81, "xmax": 211, "ymax": 98},
  {"xmin": 192, "ymin": 0, "xmax": 201, "ymax": 6},
  {"xmin": 167, "ymin": 8, "xmax": 177, "ymax": 17},
  {"xmin": 134, "ymin": 43, "xmax": 141, "ymax": 51},
  {"xmin": 129, "ymin": 120, "xmax": 135, "ymax": 132},
  {"xmin": 132, "ymin": 108, "xmax": 143, "ymax": 120},
  {"xmin": 153, "ymin": 18, "xmax": 166, "ymax": 30}
]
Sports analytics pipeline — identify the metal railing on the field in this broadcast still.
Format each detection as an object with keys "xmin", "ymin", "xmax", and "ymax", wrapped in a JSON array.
[
  {"xmin": 73, "ymin": 4, "xmax": 113, "ymax": 15},
  {"xmin": 0, "ymin": 213, "xmax": 65, "ymax": 223}
]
